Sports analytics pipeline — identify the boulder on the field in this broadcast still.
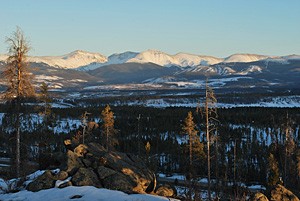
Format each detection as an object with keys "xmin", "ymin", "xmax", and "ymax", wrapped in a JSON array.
[
  {"xmin": 29, "ymin": 142, "xmax": 156, "ymax": 194},
  {"xmin": 270, "ymin": 184, "xmax": 300, "ymax": 201},
  {"xmin": 71, "ymin": 167, "xmax": 102, "ymax": 188},
  {"xmin": 250, "ymin": 192, "xmax": 269, "ymax": 201},
  {"xmin": 26, "ymin": 170, "xmax": 56, "ymax": 192},
  {"xmin": 102, "ymin": 171, "xmax": 136, "ymax": 193},
  {"xmin": 155, "ymin": 184, "xmax": 177, "ymax": 197},
  {"xmin": 97, "ymin": 166, "xmax": 116, "ymax": 180},
  {"xmin": 74, "ymin": 144, "xmax": 88, "ymax": 157},
  {"xmin": 66, "ymin": 150, "xmax": 83, "ymax": 175},
  {"xmin": 87, "ymin": 142, "xmax": 155, "ymax": 193},
  {"xmin": 53, "ymin": 170, "xmax": 68, "ymax": 181}
]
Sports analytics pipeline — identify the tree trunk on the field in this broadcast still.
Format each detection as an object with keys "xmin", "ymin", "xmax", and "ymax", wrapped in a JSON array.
[
  {"xmin": 16, "ymin": 99, "xmax": 21, "ymax": 178},
  {"xmin": 205, "ymin": 84, "xmax": 211, "ymax": 201}
]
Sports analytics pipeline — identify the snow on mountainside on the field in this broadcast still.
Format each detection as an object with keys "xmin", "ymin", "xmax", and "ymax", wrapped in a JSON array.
[
  {"xmin": 224, "ymin": 54, "xmax": 269, "ymax": 63},
  {"xmin": 108, "ymin": 51, "xmax": 139, "ymax": 65},
  {"xmin": 77, "ymin": 51, "xmax": 139, "ymax": 71},
  {"xmin": 128, "ymin": 49, "xmax": 222, "ymax": 67},
  {"xmin": 0, "ymin": 55, "xmax": 8, "ymax": 61},
  {"xmin": 238, "ymin": 65, "xmax": 263, "ymax": 75},
  {"xmin": 1, "ymin": 50, "xmax": 300, "ymax": 71},
  {"xmin": 29, "ymin": 50, "xmax": 107, "ymax": 69}
]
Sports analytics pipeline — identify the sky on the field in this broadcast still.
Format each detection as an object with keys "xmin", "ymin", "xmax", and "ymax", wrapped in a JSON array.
[{"xmin": 0, "ymin": 0, "xmax": 299, "ymax": 57}]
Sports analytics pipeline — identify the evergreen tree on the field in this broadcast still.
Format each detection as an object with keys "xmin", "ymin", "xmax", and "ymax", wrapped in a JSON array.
[
  {"xmin": 267, "ymin": 153, "xmax": 280, "ymax": 187},
  {"xmin": 182, "ymin": 111, "xmax": 198, "ymax": 174},
  {"xmin": 39, "ymin": 82, "xmax": 51, "ymax": 117},
  {"xmin": 101, "ymin": 105, "xmax": 117, "ymax": 151}
]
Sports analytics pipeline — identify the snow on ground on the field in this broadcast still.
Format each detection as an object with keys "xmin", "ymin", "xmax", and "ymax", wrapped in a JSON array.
[
  {"xmin": 0, "ymin": 186, "xmax": 179, "ymax": 201},
  {"xmin": 247, "ymin": 184, "xmax": 267, "ymax": 192},
  {"xmin": 84, "ymin": 84, "xmax": 163, "ymax": 90},
  {"xmin": 158, "ymin": 173, "xmax": 186, "ymax": 181},
  {"xmin": 35, "ymin": 75, "xmax": 63, "ymax": 82},
  {"xmin": 0, "ymin": 169, "xmax": 179, "ymax": 201},
  {"xmin": 124, "ymin": 95, "xmax": 300, "ymax": 108}
]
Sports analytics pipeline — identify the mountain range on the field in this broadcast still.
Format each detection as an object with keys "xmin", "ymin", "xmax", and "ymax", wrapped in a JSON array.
[
  {"xmin": 0, "ymin": 49, "xmax": 299, "ymax": 94},
  {"xmin": 1, "ymin": 49, "xmax": 299, "ymax": 70}
]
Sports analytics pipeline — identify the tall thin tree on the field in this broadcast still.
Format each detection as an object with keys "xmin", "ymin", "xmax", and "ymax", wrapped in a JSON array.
[
  {"xmin": 2, "ymin": 27, "xmax": 35, "ymax": 177},
  {"xmin": 182, "ymin": 111, "xmax": 198, "ymax": 174},
  {"xmin": 101, "ymin": 105, "xmax": 117, "ymax": 151},
  {"xmin": 204, "ymin": 79, "xmax": 218, "ymax": 201}
]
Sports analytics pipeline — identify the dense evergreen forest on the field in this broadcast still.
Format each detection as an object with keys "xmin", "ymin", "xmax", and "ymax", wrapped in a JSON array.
[{"xmin": 1, "ymin": 103, "xmax": 299, "ymax": 195}]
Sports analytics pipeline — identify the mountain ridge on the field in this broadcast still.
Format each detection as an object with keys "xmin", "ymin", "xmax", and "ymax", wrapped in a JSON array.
[{"xmin": 1, "ymin": 49, "xmax": 299, "ymax": 70}]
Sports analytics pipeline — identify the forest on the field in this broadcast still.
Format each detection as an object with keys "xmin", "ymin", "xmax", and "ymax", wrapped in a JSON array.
[
  {"xmin": 1, "ymin": 27, "xmax": 300, "ymax": 200},
  {"xmin": 1, "ymin": 100, "xmax": 300, "ymax": 198}
]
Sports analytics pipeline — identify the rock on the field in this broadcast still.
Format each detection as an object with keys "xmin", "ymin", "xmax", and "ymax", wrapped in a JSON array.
[
  {"xmin": 270, "ymin": 184, "xmax": 300, "ymax": 201},
  {"xmin": 87, "ymin": 142, "xmax": 155, "ymax": 193},
  {"xmin": 70, "ymin": 195, "xmax": 83, "ymax": 199},
  {"xmin": 26, "ymin": 170, "xmax": 56, "ymax": 192},
  {"xmin": 88, "ymin": 143, "xmax": 156, "ymax": 193},
  {"xmin": 101, "ymin": 171, "xmax": 135, "ymax": 193},
  {"xmin": 97, "ymin": 166, "xmax": 117, "ymax": 180},
  {"xmin": 38, "ymin": 152, "xmax": 66, "ymax": 170},
  {"xmin": 74, "ymin": 144, "xmax": 88, "ymax": 157},
  {"xmin": 31, "ymin": 142, "xmax": 156, "ymax": 194},
  {"xmin": 66, "ymin": 150, "xmax": 83, "ymax": 175},
  {"xmin": 251, "ymin": 192, "xmax": 269, "ymax": 201},
  {"xmin": 71, "ymin": 167, "xmax": 102, "ymax": 188},
  {"xmin": 155, "ymin": 184, "xmax": 177, "ymax": 197},
  {"xmin": 53, "ymin": 170, "xmax": 68, "ymax": 181}
]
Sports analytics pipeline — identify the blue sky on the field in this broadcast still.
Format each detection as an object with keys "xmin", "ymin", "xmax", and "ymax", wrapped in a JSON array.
[{"xmin": 0, "ymin": 0, "xmax": 299, "ymax": 57}]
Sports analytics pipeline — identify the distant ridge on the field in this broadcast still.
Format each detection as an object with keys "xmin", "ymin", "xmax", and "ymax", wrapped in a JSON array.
[{"xmin": 0, "ymin": 49, "xmax": 299, "ymax": 71}]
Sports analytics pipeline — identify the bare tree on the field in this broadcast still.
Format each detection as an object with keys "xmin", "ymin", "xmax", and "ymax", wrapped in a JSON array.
[
  {"xmin": 2, "ymin": 27, "xmax": 35, "ymax": 177},
  {"xmin": 204, "ymin": 79, "xmax": 218, "ymax": 201},
  {"xmin": 81, "ymin": 111, "xmax": 91, "ymax": 144},
  {"xmin": 3, "ymin": 27, "xmax": 35, "ymax": 99}
]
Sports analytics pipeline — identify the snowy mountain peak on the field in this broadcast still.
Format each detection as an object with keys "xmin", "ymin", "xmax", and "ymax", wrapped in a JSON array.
[
  {"xmin": 107, "ymin": 51, "xmax": 139, "ymax": 65},
  {"xmin": 224, "ymin": 54, "xmax": 269, "ymax": 63},
  {"xmin": 62, "ymin": 50, "xmax": 107, "ymax": 61},
  {"xmin": 28, "ymin": 50, "xmax": 108, "ymax": 69},
  {"xmin": 1, "ymin": 50, "xmax": 300, "ymax": 71},
  {"xmin": 127, "ymin": 50, "xmax": 222, "ymax": 67}
]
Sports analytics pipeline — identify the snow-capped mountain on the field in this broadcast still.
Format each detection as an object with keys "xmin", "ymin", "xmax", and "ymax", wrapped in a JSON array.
[
  {"xmin": 107, "ymin": 51, "xmax": 139, "ymax": 65},
  {"xmin": 127, "ymin": 49, "xmax": 222, "ymax": 67},
  {"xmin": 223, "ymin": 54, "xmax": 270, "ymax": 63},
  {"xmin": 0, "ymin": 50, "xmax": 108, "ymax": 69},
  {"xmin": 28, "ymin": 50, "xmax": 107, "ymax": 69},
  {"xmin": 77, "ymin": 51, "xmax": 139, "ymax": 71}
]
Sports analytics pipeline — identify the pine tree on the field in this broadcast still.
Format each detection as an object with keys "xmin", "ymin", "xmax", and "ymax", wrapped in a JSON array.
[
  {"xmin": 182, "ymin": 111, "xmax": 199, "ymax": 176},
  {"xmin": 2, "ymin": 27, "xmax": 35, "ymax": 177},
  {"xmin": 267, "ymin": 153, "xmax": 280, "ymax": 187},
  {"xmin": 37, "ymin": 82, "xmax": 55, "ymax": 154},
  {"xmin": 39, "ymin": 82, "xmax": 51, "ymax": 117},
  {"xmin": 101, "ymin": 105, "xmax": 117, "ymax": 151}
]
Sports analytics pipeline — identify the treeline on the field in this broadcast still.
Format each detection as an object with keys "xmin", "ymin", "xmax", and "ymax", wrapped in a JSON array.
[{"xmin": 1, "ymin": 105, "xmax": 299, "ymax": 191}]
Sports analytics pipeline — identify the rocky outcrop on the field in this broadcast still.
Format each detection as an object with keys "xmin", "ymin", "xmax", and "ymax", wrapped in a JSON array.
[
  {"xmin": 270, "ymin": 184, "xmax": 300, "ymax": 201},
  {"xmin": 27, "ymin": 170, "xmax": 69, "ymax": 192},
  {"xmin": 27, "ymin": 142, "xmax": 156, "ymax": 194},
  {"xmin": 251, "ymin": 192, "xmax": 269, "ymax": 201},
  {"xmin": 249, "ymin": 184, "xmax": 300, "ymax": 201}
]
